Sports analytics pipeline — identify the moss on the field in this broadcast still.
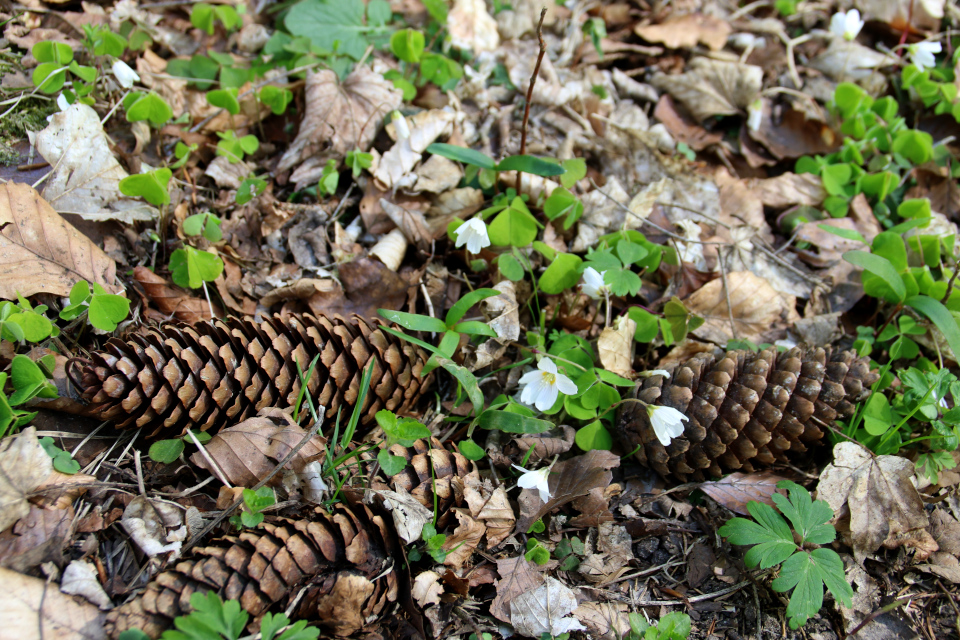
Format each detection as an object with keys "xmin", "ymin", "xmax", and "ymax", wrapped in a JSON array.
[{"xmin": 0, "ymin": 97, "xmax": 58, "ymax": 140}]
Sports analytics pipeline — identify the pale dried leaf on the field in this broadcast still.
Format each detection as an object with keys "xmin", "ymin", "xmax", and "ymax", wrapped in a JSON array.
[
  {"xmin": 578, "ymin": 522, "xmax": 634, "ymax": 583},
  {"xmin": 189, "ymin": 412, "xmax": 325, "ymax": 489},
  {"xmin": 448, "ymin": 0, "xmax": 500, "ymax": 52},
  {"xmin": 686, "ymin": 271, "xmax": 801, "ymax": 345},
  {"xmin": 490, "ymin": 556, "xmax": 548, "ymax": 623},
  {"xmin": 859, "ymin": 0, "xmax": 943, "ymax": 30},
  {"xmin": 414, "ymin": 155, "xmax": 463, "ymax": 194},
  {"xmin": 652, "ymin": 58, "xmax": 762, "ymax": 122},
  {"xmin": 809, "ymin": 39, "xmax": 896, "ymax": 82},
  {"xmin": 120, "ymin": 496, "xmax": 185, "ymax": 557},
  {"xmin": 429, "ymin": 187, "xmax": 485, "ymax": 216},
  {"xmin": 598, "ymin": 316, "xmax": 635, "ymax": 378},
  {"xmin": 278, "ymin": 66, "xmax": 402, "ymax": 176},
  {"xmin": 204, "ymin": 156, "xmax": 255, "ymax": 190},
  {"xmin": 315, "ymin": 574, "xmax": 374, "ymax": 636},
  {"xmin": 510, "ymin": 577, "xmax": 586, "ymax": 637},
  {"xmin": 412, "ymin": 570, "xmax": 444, "ymax": 607},
  {"xmin": 0, "ymin": 183, "xmax": 122, "ymax": 299},
  {"xmin": 0, "ymin": 506, "xmax": 73, "ymax": 573},
  {"xmin": 916, "ymin": 551, "xmax": 960, "ymax": 583},
  {"xmin": 573, "ymin": 602, "xmax": 632, "ymax": 640},
  {"xmin": 745, "ymin": 172, "xmax": 826, "ymax": 208},
  {"xmin": 0, "ymin": 566, "xmax": 107, "ymax": 640},
  {"xmin": 818, "ymin": 442, "xmax": 937, "ymax": 562},
  {"xmin": 60, "ymin": 560, "xmax": 112, "ymax": 610},
  {"xmin": 443, "ymin": 508, "xmax": 486, "ymax": 569},
  {"xmin": 379, "ymin": 198, "xmax": 434, "ymax": 249},
  {"xmin": 28, "ymin": 104, "xmax": 157, "ymax": 222},
  {"xmin": 376, "ymin": 486, "xmax": 433, "ymax": 545},
  {"xmin": 0, "ymin": 427, "xmax": 54, "ymax": 533},
  {"xmin": 700, "ymin": 471, "xmax": 791, "ymax": 516},
  {"xmin": 513, "ymin": 426, "xmax": 576, "ymax": 463},
  {"xmin": 635, "ymin": 13, "xmax": 731, "ymax": 51},
  {"xmin": 482, "ymin": 280, "xmax": 521, "ymax": 342}
]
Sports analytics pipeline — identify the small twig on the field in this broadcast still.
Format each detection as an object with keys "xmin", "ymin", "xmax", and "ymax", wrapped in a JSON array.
[
  {"xmin": 185, "ymin": 429, "xmax": 232, "ymax": 488},
  {"xmin": 517, "ymin": 7, "xmax": 548, "ymax": 193},
  {"xmin": 133, "ymin": 450, "xmax": 146, "ymax": 496},
  {"xmin": 846, "ymin": 595, "xmax": 916, "ymax": 637},
  {"xmin": 180, "ymin": 407, "xmax": 325, "ymax": 556}
]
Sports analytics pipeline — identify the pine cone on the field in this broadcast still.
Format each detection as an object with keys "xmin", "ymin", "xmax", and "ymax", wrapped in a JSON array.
[
  {"xmin": 617, "ymin": 347, "xmax": 878, "ymax": 482},
  {"xmin": 382, "ymin": 438, "xmax": 472, "ymax": 529},
  {"xmin": 105, "ymin": 504, "xmax": 399, "ymax": 639},
  {"xmin": 75, "ymin": 314, "xmax": 433, "ymax": 439}
]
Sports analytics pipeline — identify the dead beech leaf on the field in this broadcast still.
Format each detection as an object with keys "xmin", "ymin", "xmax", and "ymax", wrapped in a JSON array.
[
  {"xmin": 745, "ymin": 172, "xmax": 826, "ymax": 208},
  {"xmin": 189, "ymin": 411, "xmax": 326, "ymax": 490},
  {"xmin": 375, "ymin": 486, "xmax": 433, "ymax": 545},
  {"xmin": 277, "ymin": 67, "xmax": 402, "ymax": 177},
  {"xmin": 578, "ymin": 522, "xmax": 634, "ymax": 584},
  {"xmin": 120, "ymin": 495, "xmax": 187, "ymax": 557},
  {"xmin": 482, "ymin": 280, "xmax": 521, "ymax": 342},
  {"xmin": 685, "ymin": 271, "xmax": 801, "ymax": 345},
  {"xmin": 412, "ymin": 570, "xmax": 444, "ymax": 607},
  {"xmin": 808, "ymin": 38, "xmax": 895, "ymax": 82},
  {"xmin": 448, "ymin": 0, "xmax": 500, "ymax": 53},
  {"xmin": 463, "ymin": 474, "xmax": 516, "ymax": 547},
  {"xmin": 652, "ymin": 58, "xmax": 762, "ymax": 122},
  {"xmin": 133, "ymin": 266, "xmax": 220, "ymax": 323},
  {"xmin": 635, "ymin": 13, "xmax": 731, "ymax": 51},
  {"xmin": 916, "ymin": 551, "xmax": 960, "ymax": 583},
  {"xmin": 375, "ymin": 110, "xmax": 455, "ymax": 190},
  {"xmin": 0, "ymin": 566, "xmax": 107, "ymax": 640},
  {"xmin": 0, "ymin": 182, "xmax": 122, "ymax": 300},
  {"xmin": 748, "ymin": 105, "xmax": 838, "ymax": 160},
  {"xmin": 510, "ymin": 577, "xmax": 585, "ymax": 637},
  {"xmin": 653, "ymin": 95, "xmax": 723, "ymax": 151},
  {"xmin": 60, "ymin": 560, "xmax": 112, "ymax": 610},
  {"xmin": 818, "ymin": 442, "xmax": 938, "ymax": 563},
  {"xmin": 598, "ymin": 316, "xmax": 635, "ymax": 378},
  {"xmin": 0, "ymin": 427, "xmax": 54, "ymax": 533},
  {"xmin": 307, "ymin": 256, "xmax": 410, "ymax": 323},
  {"xmin": 0, "ymin": 505, "xmax": 74, "ymax": 573},
  {"xmin": 513, "ymin": 426, "xmax": 576, "ymax": 463},
  {"xmin": 490, "ymin": 556, "xmax": 549, "ymax": 624},
  {"xmin": 27, "ymin": 104, "xmax": 157, "ymax": 222},
  {"xmin": 443, "ymin": 508, "xmax": 486, "ymax": 569},
  {"xmin": 573, "ymin": 602, "xmax": 632, "ymax": 640},
  {"xmin": 700, "ymin": 471, "xmax": 791, "ymax": 516}
]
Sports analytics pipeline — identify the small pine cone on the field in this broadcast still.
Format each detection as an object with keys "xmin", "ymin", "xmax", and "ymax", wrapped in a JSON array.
[
  {"xmin": 383, "ymin": 438, "xmax": 472, "ymax": 528},
  {"xmin": 105, "ymin": 504, "xmax": 399, "ymax": 639},
  {"xmin": 75, "ymin": 314, "xmax": 433, "ymax": 439},
  {"xmin": 617, "ymin": 347, "xmax": 878, "ymax": 482}
]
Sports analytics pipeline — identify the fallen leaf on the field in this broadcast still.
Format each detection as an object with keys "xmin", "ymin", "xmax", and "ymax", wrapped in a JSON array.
[
  {"xmin": 490, "ymin": 556, "xmax": 549, "ymax": 623},
  {"xmin": 375, "ymin": 486, "xmax": 433, "ymax": 545},
  {"xmin": 379, "ymin": 198, "xmax": 434, "ymax": 249},
  {"xmin": 443, "ymin": 508, "xmax": 486, "ymax": 569},
  {"xmin": 0, "ymin": 427, "xmax": 54, "ymax": 533},
  {"xmin": 189, "ymin": 410, "xmax": 326, "ymax": 494},
  {"xmin": 685, "ymin": 271, "xmax": 801, "ymax": 345},
  {"xmin": 0, "ymin": 565, "xmax": 106, "ymax": 640},
  {"xmin": 481, "ymin": 280, "xmax": 521, "ymax": 342},
  {"xmin": 0, "ymin": 505, "xmax": 74, "ymax": 573},
  {"xmin": 204, "ymin": 156, "xmax": 255, "ymax": 190},
  {"xmin": 700, "ymin": 470, "xmax": 792, "ymax": 515},
  {"xmin": 133, "ymin": 266, "xmax": 220, "ymax": 323},
  {"xmin": 686, "ymin": 541, "xmax": 716, "ymax": 588},
  {"xmin": 448, "ymin": 0, "xmax": 500, "ymax": 52},
  {"xmin": 374, "ymin": 109, "xmax": 455, "ymax": 190},
  {"xmin": 916, "ymin": 551, "xmax": 960, "ymax": 583},
  {"xmin": 60, "ymin": 560, "xmax": 112, "ymax": 610},
  {"xmin": 573, "ymin": 602, "xmax": 632, "ymax": 640},
  {"xmin": 635, "ymin": 13, "xmax": 731, "ymax": 51},
  {"xmin": 859, "ymin": 0, "xmax": 943, "ymax": 31},
  {"xmin": 818, "ymin": 442, "xmax": 938, "ymax": 563},
  {"xmin": 578, "ymin": 522, "xmax": 634, "ymax": 584},
  {"xmin": 412, "ymin": 570, "xmax": 444, "ymax": 607},
  {"xmin": 928, "ymin": 508, "xmax": 960, "ymax": 556},
  {"xmin": 809, "ymin": 38, "xmax": 896, "ymax": 82},
  {"xmin": 463, "ymin": 474, "xmax": 516, "ymax": 547},
  {"xmin": 307, "ymin": 257, "xmax": 411, "ymax": 323},
  {"xmin": 652, "ymin": 58, "xmax": 762, "ymax": 122},
  {"xmin": 278, "ymin": 67, "xmax": 402, "ymax": 188},
  {"xmin": 598, "ymin": 315, "xmax": 636, "ymax": 378},
  {"xmin": 120, "ymin": 495, "xmax": 187, "ymax": 557},
  {"xmin": 510, "ymin": 577, "xmax": 586, "ymax": 637},
  {"xmin": 744, "ymin": 172, "xmax": 826, "ymax": 208},
  {"xmin": 513, "ymin": 426, "xmax": 576, "ymax": 463},
  {"xmin": 27, "ymin": 104, "xmax": 157, "ymax": 222},
  {"xmin": 748, "ymin": 103, "xmax": 838, "ymax": 160},
  {"xmin": 0, "ymin": 182, "xmax": 122, "ymax": 299}
]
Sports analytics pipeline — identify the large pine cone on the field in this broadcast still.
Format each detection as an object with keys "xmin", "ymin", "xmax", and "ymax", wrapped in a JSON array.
[
  {"xmin": 75, "ymin": 314, "xmax": 433, "ymax": 439},
  {"xmin": 617, "ymin": 347, "xmax": 878, "ymax": 482},
  {"xmin": 105, "ymin": 504, "xmax": 399, "ymax": 639}
]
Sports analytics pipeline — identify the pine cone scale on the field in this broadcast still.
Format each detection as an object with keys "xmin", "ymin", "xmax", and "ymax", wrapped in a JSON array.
[{"xmin": 618, "ymin": 346, "xmax": 878, "ymax": 482}]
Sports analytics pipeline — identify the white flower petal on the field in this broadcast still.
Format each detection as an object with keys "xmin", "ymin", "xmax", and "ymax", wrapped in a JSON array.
[
  {"xmin": 649, "ymin": 405, "xmax": 689, "ymax": 446},
  {"xmin": 581, "ymin": 267, "xmax": 607, "ymax": 300},
  {"xmin": 555, "ymin": 373, "xmax": 578, "ymax": 396},
  {"xmin": 520, "ymin": 376, "xmax": 547, "ymax": 406},
  {"xmin": 112, "ymin": 60, "xmax": 140, "ymax": 89},
  {"xmin": 534, "ymin": 383, "xmax": 559, "ymax": 411},
  {"xmin": 538, "ymin": 358, "xmax": 558, "ymax": 375},
  {"xmin": 453, "ymin": 217, "xmax": 490, "ymax": 254},
  {"xmin": 518, "ymin": 369, "xmax": 542, "ymax": 385},
  {"xmin": 57, "ymin": 93, "xmax": 70, "ymax": 111}
]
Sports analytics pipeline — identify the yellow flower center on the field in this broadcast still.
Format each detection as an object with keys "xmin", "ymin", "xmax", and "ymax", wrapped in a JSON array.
[{"xmin": 542, "ymin": 372, "xmax": 555, "ymax": 385}]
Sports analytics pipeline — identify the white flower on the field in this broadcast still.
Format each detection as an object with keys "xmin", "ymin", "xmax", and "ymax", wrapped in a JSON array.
[
  {"xmin": 453, "ymin": 217, "xmax": 490, "ymax": 254},
  {"xmin": 391, "ymin": 110, "xmax": 410, "ymax": 140},
  {"xmin": 57, "ymin": 93, "xmax": 70, "ymax": 111},
  {"xmin": 933, "ymin": 391, "xmax": 949, "ymax": 409},
  {"xmin": 830, "ymin": 10, "xmax": 864, "ymax": 41},
  {"xmin": 512, "ymin": 464, "xmax": 552, "ymax": 502},
  {"xmin": 518, "ymin": 358, "xmax": 578, "ymax": 411},
  {"xmin": 909, "ymin": 41, "xmax": 942, "ymax": 71},
  {"xmin": 581, "ymin": 267, "xmax": 610, "ymax": 300},
  {"xmin": 746, "ymin": 98, "xmax": 763, "ymax": 132},
  {"xmin": 112, "ymin": 60, "xmax": 140, "ymax": 89},
  {"xmin": 648, "ymin": 405, "xmax": 688, "ymax": 446},
  {"xmin": 640, "ymin": 369, "xmax": 671, "ymax": 379}
]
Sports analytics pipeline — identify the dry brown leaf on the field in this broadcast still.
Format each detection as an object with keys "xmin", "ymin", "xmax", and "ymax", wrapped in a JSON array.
[
  {"xmin": 744, "ymin": 172, "xmax": 826, "ymax": 208},
  {"xmin": 0, "ymin": 182, "xmax": 121, "ymax": 299},
  {"xmin": 510, "ymin": 576, "xmax": 585, "ymax": 637},
  {"xmin": 0, "ymin": 428, "xmax": 54, "ymax": 533},
  {"xmin": 818, "ymin": 442, "xmax": 938, "ymax": 563},
  {"xmin": 120, "ymin": 495, "xmax": 187, "ymax": 557},
  {"xmin": 411, "ymin": 570, "xmax": 444, "ymax": 607},
  {"xmin": 315, "ymin": 573, "xmax": 375, "ymax": 636},
  {"xmin": 513, "ymin": 426, "xmax": 576, "ymax": 464},
  {"xmin": 490, "ymin": 556, "xmax": 549, "ymax": 624},
  {"xmin": 374, "ymin": 110, "xmax": 455, "ymax": 190},
  {"xmin": 307, "ymin": 256, "xmax": 410, "ymax": 323},
  {"xmin": 598, "ymin": 316, "xmax": 635, "ymax": 378},
  {"xmin": 808, "ymin": 39, "xmax": 895, "ymax": 82},
  {"xmin": 278, "ymin": 67, "xmax": 402, "ymax": 181},
  {"xmin": 929, "ymin": 508, "xmax": 960, "ymax": 556},
  {"xmin": 0, "ymin": 505, "xmax": 73, "ymax": 573},
  {"xmin": 443, "ymin": 508, "xmax": 486, "ymax": 569},
  {"xmin": 859, "ymin": 0, "xmax": 943, "ymax": 31},
  {"xmin": 414, "ymin": 155, "xmax": 463, "ymax": 194},
  {"xmin": 27, "ymin": 104, "xmax": 157, "ymax": 222},
  {"xmin": 635, "ymin": 13, "xmax": 731, "ymax": 51},
  {"xmin": 376, "ymin": 486, "xmax": 433, "ymax": 545},
  {"xmin": 916, "ymin": 551, "xmax": 960, "ymax": 583},
  {"xmin": 379, "ymin": 198, "xmax": 434, "ymax": 249},
  {"xmin": 685, "ymin": 271, "xmax": 801, "ymax": 345},
  {"xmin": 482, "ymin": 280, "xmax": 521, "ymax": 342},
  {"xmin": 573, "ymin": 602, "xmax": 632, "ymax": 640},
  {"xmin": 653, "ymin": 95, "xmax": 723, "ymax": 151},
  {"xmin": 652, "ymin": 58, "xmax": 762, "ymax": 122},
  {"xmin": 578, "ymin": 522, "xmax": 634, "ymax": 584},
  {"xmin": 189, "ymin": 411, "xmax": 326, "ymax": 490},
  {"xmin": 748, "ymin": 104, "xmax": 839, "ymax": 160},
  {"xmin": 448, "ymin": 0, "xmax": 500, "ymax": 52},
  {"xmin": 0, "ymin": 565, "xmax": 107, "ymax": 640},
  {"xmin": 133, "ymin": 266, "xmax": 220, "ymax": 323},
  {"xmin": 463, "ymin": 474, "xmax": 516, "ymax": 547},
  {"xmin": 700, "ymin": 471, "xmax": 791, "ymax": 516}
]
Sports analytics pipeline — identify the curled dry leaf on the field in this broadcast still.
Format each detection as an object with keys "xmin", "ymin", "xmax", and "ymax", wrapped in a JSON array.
[
  {"xmin": 573, "ymin": 602, "xmax": 632, "ymax": 640},
  {"xmin": 120, "ymin": 495, "xmax": 187, "ymax": 557},
  {"xmin": 744, "ymin": 172, "xmax": 826, "ymax": 208},
  {"xmin": 28, "ymin": 104, "xmax": 157, "ymax": 222},
  {"xmin": 513, "ymin": 425, "xmax": 576, "ymax": 463},
  {"xmin": 278, "ymin": 67, "xmax": 402, "ymax": 185},
  {"xmin": 685, "ymin": 270, "xmax": 801, "ymax": 345},
  {"xmin": 448, "ymin": 0, "xmax": 500, "ymax": 52},
  {"xmin": 0, "ymin": 427, "xmax": 54, "ymax": 534},
  {"xmin": 482, "ymin": 280, "xmax": 521, "ymax": 342},
  {"xmin": 490, "ymin": 556, "xmax": 550, "ymax": 624},
  {"xmin": 374, "ymin": 486, "xmax": 433, "ymax": 545},
  {"xmin": 598, "ymin": 315, "xmax": 636, "ymax": 378},
  {"xmin": 412, "ymin": 570, "xmax": 444, "ymax": 608},
  {"xmin": 510, "ymin": 577, "xmax": 585, "ymax": 637},
  {"xmin": 0, "ymin": 566, "xmax": 107, "ymax": 640},
  {"xmin": 578, "ymin": 522, "xmax": 634, "ymax": 584},
  {"xmin": 808, "ymin": 39, "xmax": 896, "ymax": 82},
  {"xmin": 190, "ymin": 410, "xmax": 327, "ymax": 500},
  {"xmin": 635, "ymin": 13, "xmax": 731, "ymax": 51},
  {"xmin": 442, "ymin": 508, "xmax": 486, "ymax": 569},
  {"xmin": 818, "ymin": 442, "xmax": 938, "ymax": 563},
  {"xmin": 651, "ymin": 58, "xmax": 762, "ymax": 122},
  {"xmin": 463, "ymin": 474, "xmax": 516, "ymax": 547},
  {"xmin": 0, "ymin": 183, "xmax": 122, "ymax": 299},
  {"xmin": 374, "ymin": 109, "xmax": 455, "ymax": 190},
  {"xmin": 133, "ymin": 266, "xmax": 220, "ymax": 322},
  {"xmin": 0, "ymin": 505, "xmax": 74, "ymax": 573},
  {"xmin": 700, "ymin": 470, "xmax": 791, "ymax": 516},
  {"xmin": 307, "ymin": 256, "xmax": 410, "ymax": 322},
  {"xmin": 60, "ymin": 559, "xmax": 112, "ymax": 610}
]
